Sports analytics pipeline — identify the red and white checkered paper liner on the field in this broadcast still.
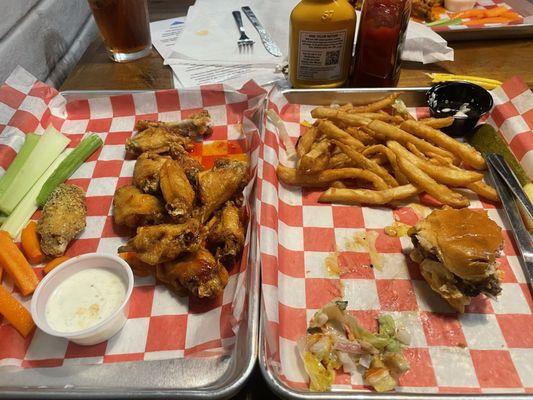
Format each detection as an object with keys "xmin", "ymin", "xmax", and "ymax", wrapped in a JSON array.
[
  {"xmin": 258, "ymin": 80, "xmax": 533, "ymax": 394},
  {"xmin": 0, "ymin": 66, "xmax": 266, "ymax": 369},
  {"xmin": 428, "ymin": 0, "xmax": 528, "ymax": 32}
]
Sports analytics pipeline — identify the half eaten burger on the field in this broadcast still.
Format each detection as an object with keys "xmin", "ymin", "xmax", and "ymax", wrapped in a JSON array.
[{"xmin": 409, "ymin": 208, "xmax": 503, "ymax": 313}]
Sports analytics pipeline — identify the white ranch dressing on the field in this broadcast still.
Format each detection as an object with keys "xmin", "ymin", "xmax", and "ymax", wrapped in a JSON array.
[{"xmin": 45, "ymin": 268, "xmax": 126, "ymax": 333}]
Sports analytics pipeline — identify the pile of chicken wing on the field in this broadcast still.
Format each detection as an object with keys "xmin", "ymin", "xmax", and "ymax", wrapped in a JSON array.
[{"xmin": 113, "ymin": 111, "xmax": 249, "ymax": 299}]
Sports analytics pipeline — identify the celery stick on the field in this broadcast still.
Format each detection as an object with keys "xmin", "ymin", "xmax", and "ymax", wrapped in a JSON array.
[
  {"xmin": 0, "ymin": 133, "xmax": 40, "ymax": 198},
  {"xmin": 37, "ymin": 134, "xmax": 102, "ymax": 207},
  {"xmin": 2, "ymin": 150, "xmax": 71, "ymax": 239},
  {"xmin": 426, "ymin": 18, "xmax": 462, "ymax": 27},
  {"xmin": 0, "ymin": 126, "xmax": 70, "ymax": 215}
]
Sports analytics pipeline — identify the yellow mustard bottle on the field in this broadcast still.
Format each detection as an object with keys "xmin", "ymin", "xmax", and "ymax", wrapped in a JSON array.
[{"xmin": 289, "ymin": 0, "xmax": 356, "ymax": 88}]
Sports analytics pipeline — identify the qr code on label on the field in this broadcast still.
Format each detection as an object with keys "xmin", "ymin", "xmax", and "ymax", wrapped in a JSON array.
[{"xmin": 325, "ymin": 50, "xmax": 340, "ymax": 66}]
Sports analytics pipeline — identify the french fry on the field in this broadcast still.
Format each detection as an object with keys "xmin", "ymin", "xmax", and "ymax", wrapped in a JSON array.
[
  {"xmin": 466, "ymin": 180, "xmax": 499, "ymax": 202},
  {"xmin": 296, "ymin": 126, "xmax": 320, "ymax": 158},
  {"xmin": 334, "ymin": 140, "xmax": 399, "ymax": 187},
  {"xmin": 363, "ymin": 144, "xmax": 409, "ymax": 185},
  {"xmin": 298, "ymin": 139, "xmax": 331, "ymax": 173},
  {"xmin": 347, "ymin": 93, "xmax": 400, "ymax": 113},
  {"xmin": 311, "ymin": 108, "xmax": 372, "ymax": 127},
  {"xmin": 406, "ymin": 142, "xmax": 427, "ymax": 159},
  {"xmin": 397, "ymin": 157, "xmax": 470, "ymax": 208},
  {"xmin": 400, "ymin": 120, "xmax": 486, "ymax": 169},
  {"xmin": 277, "ymin": 165, "xmax": 389, "ymax": 190},
  {"xmin": 345, "ymin": 127, "xmax": 376, "ymax": 145},
  {"xmin": 318, "ymin": 120, "xmax": 365, "ymax": 149},
  {"xmin": 368, "ymin": 120, "xmax": 457, "ymax": 161},
  {"xmin": 427, "ymin": 151, "xmax": 454, "ymax": 166},
  {"xmin": 328, "ymin": 152, "xmax": 353, "ymax": 169},
  {"xmin": 319, "ymin": 184, "xmax": 419, "ymax": 205},
  {"xmin": 338, "ymin": 103, "xmax": 353, "ymax": 111},
  {"xmin": 0, "ymin": 285, "xmax": 35, "ymax": 337},
  {"xmin": 419, "ymin": 117, "xmax": 454, "ymax": 129},
  {"xmin": 331, "ymin": 181, "xmax": 348, "ymax": 188},
  {"xmin": 387, "ymin": 141, "xmax": 484, "ymax": 186},
  {"xmin": 356, "ymin": 113, "xmax": 405, "ymax": 124}
]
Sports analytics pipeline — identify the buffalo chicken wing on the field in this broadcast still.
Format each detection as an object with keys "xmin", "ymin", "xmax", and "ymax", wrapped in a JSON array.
[
  {"xmin": 198, "ymin": 159, "xmax": 248, "ymax": 220},
  {"xmin": 163, "ymin": 248, "xmax": 229, "ymax": 298},
  {"xmin": 207, "ymin": 201, "xmax": 245, "ymax": 265},
  {"xmin": 113, "ymin": 185, "xmax": 166, "ymax": 228},
  {"xmin": 132, "ymin": 152, "xmax": 170, "ymax": 194},
  {"xmin": 159, "ymin": 159, "xmax": 195, "ymax": 221},
  {"xmin": 129, "ymin": 220, "xmax": 202, "ymax": 265}
]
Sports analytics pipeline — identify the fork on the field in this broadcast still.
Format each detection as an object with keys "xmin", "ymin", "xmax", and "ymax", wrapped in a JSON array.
[{"xmin": 232, "ymin": 11, "xmax": 254, "ymax": 50}]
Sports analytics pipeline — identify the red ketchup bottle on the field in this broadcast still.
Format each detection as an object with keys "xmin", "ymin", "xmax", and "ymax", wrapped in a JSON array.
[{"xmin": 350, "ymin": 0, "xmax": 411, "ymax": 87}]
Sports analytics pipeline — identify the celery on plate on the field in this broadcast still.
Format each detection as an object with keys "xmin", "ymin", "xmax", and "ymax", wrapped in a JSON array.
[
  {"xmin": 37, "ymin": 134, "xmax": 102, "ymax": 207},
  {"xmin": 0, "ymin": 133, "xmax": 40, "ymax": 198},
  {"xmin": 1, "ymin": 150, "xmax": 72, "ymax": 239},
  {"xmin": 0, "ymin": 126, "xmax": 70, "ymax": 215}
]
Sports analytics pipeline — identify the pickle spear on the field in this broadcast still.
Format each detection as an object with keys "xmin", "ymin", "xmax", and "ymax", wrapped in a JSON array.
[{"xmin": 468, "ymin": 124, "xmax": 529, "ymax": 186}]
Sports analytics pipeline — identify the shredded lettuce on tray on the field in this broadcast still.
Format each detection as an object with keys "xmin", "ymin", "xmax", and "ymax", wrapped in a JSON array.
[{"xmin": 298, "ymin": 300, "xmax": 410, "ymax": 392}]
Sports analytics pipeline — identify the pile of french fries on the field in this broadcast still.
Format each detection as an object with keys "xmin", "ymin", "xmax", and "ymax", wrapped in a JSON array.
[{"xmin": 276, "ymin": 94, "xmax": 498, "ymax": 207}]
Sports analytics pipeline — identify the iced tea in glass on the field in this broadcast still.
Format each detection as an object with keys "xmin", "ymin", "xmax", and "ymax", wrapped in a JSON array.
[{"xmin": 87, "ymin": 0, "xmax": 152, "ymax": 62}]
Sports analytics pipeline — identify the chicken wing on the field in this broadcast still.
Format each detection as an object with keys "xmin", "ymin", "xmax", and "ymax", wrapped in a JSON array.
[
  {"xmin": 135, "ymin": 111, "xmax": 212, "ymax": 138},
  {"xmin": 125, "ymin": 127, "xmax": 193, "ymax": 156},
  {"xmin": 159, "ymin": 159, "xmax": 195, "ymax": 221},
  {"xmin": 198, "ymin": 159, "xmax": 248, "ymax": 221},
  {"xmin": 37, "ymin": 184, "xmax": 87, "ymax": 257},
  {"xmin": 163, "ymin": 248, "xmax": 228, "ymax": 298},
  {"xmin": 132, "ymin": 152, "xmax": 170, "ymax": 194},
  {"xmin": 207, "ymin": 201, "xmax": 245, "ymax": 266},
  {"xmin": 113, "ymin": 185, "xmax": 166, "ymax": 228},
  {"xmin": 156, "ymin": 264, "xmax": 188, "ymax": 297},
  {"xmin": 170, "ymin": 145, "xmax": 204, "ymax": 186},
  {"xmin": 129, "ymin": 220, "xmax": 202, "ymax": 265}
]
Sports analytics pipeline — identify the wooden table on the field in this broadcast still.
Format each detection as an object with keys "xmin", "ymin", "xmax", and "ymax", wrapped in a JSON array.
[
  {"xmin": 61, "ymin": 1, "xmax": 533, "ymax": 91},
  {"xmin": 60, "ymin": 1, "xmax": 532, "ymax": 399}
]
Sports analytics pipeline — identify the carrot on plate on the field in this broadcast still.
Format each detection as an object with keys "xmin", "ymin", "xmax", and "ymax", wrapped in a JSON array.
[
  {"xmin": 43, "ymin": 256, "xmax": 70, "ymax": 275},
  {"xmin": 452, "ymin": 9, "xmax": 485, "ymax": 19},
  {"xmin": 463, "ymin": 17, "xmax": 512, "ymax": 25},
  {"xmin": 484, "ymin": 6, "xmax": 509, "ymax": 17},
  {"xmin": 21, "ymin": 221, "xmax": 45, "ymax": 265},
  {"xmin": 499, "ymin": 11, "xmax": 521, "ymax": 20},
  {"xmin": 0, "ymin": 284, "xmax": 35, "ymax": 337},
  {"xmin": 0, "ymin": 230, "xmax": 38, "ymax": 296}
]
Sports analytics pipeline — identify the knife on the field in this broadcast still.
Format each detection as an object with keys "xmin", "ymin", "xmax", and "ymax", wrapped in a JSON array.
[
  {"xmin": 487, "ymin": 154, "xmax": 533, "ymax": 287},
  {"xmin": 241, "ymin": 6, "xmax": 282, "ymax": 57}
]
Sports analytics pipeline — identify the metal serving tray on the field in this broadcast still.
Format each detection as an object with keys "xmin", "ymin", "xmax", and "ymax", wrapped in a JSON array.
[
  {"xmin": 431, "ymin": 0, "xmax": 533, "ymax": 41},
  {"xmin": 0, "ymin": 90, "xmax": 262, "ymax": 400},
  {"xmin": 258, "ymin": 87, "xmax": 533, "ymax": 400}
]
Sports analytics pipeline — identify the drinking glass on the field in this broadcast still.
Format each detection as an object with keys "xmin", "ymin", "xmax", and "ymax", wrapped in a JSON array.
[{"xmin": 87, "ymin": 0, "xmax": 152, "ymax": 62}]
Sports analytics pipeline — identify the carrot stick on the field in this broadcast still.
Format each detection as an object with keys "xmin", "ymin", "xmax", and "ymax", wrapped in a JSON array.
[
  {"xmin": 21, "ymin": 221, "xmax": 44, "ymax": 265},
  {"xmin": 500, "ymin": 11, "xmax": 521, "ymax": 20},
  {"xmin": 0, "ymin": 284, "xmax": 35, "ymax": 337},
  {"xmin": 452, "ymin": 9, "xmax": 486, "ymax": 19},
  {"xmin": 0, "ymin": 267, "xmax": 3, "ymax": 283},
  {"xmin": 0, "ymin": 231, "xmax": 38, "ymax": 296},
  {"xmin": 485, "ymin": 6, "xmax": 509, "ymax": 17},
  {"xmin": 43, "ymin": 256, "xmax": 70, "ymax": 275},
  {"xmin": 463, "ymin": 17, "xmax": 512, "ymax": 25}
]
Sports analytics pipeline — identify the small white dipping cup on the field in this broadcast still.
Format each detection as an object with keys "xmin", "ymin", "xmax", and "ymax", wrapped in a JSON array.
[{"xmin": 31, "ymin": 253, "xmax": 133, "ymax": 346}]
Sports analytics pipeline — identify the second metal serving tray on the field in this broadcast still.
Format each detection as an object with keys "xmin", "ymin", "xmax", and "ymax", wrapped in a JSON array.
[{"xmin": 258, "ymin": 86, "xmax": 533, "ymax": 400}]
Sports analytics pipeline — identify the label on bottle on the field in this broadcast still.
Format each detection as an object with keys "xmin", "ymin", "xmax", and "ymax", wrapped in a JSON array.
[{"xmin": 296, "ymin": 29, "xmax": 347, "ymax": 81}]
